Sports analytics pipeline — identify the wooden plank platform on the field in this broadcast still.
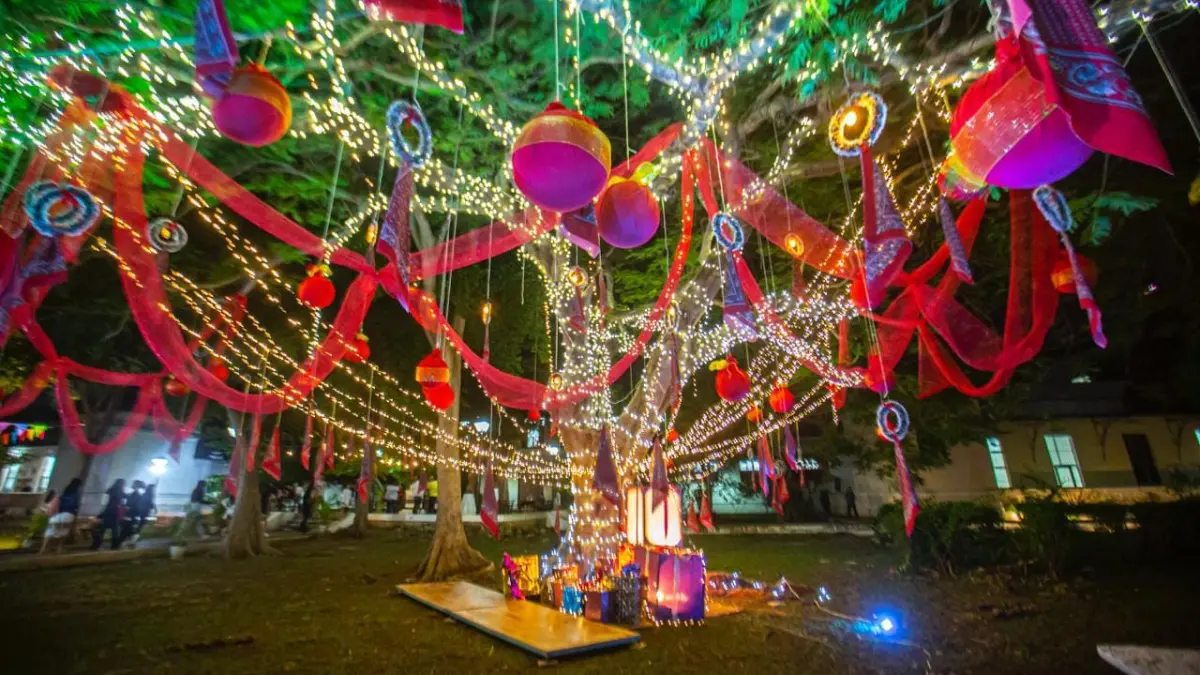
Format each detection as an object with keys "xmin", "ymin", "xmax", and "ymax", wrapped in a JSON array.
[{"xmin": 396, "ymin": 581, "xmax": 640, "ymax": 660}]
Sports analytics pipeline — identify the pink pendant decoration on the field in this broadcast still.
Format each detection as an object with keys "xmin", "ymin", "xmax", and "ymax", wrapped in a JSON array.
[
  {"xmin": 261, "ymin": 426, "xmax": 282, "ymax": 481},
  {"xmin": 597, "ymin": 175, "xmax": 660, "ymax": 248},
  {"xmin": 511, "ymin": 102, "xmax": 611, "ymax": 213},
  {"xmin": 481, "ymin": 463, "xmax": 500, "ymax": 539}
]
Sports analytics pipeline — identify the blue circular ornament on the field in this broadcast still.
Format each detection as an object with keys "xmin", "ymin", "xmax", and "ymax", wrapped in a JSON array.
[
  {"xmin": 876, "ymin": 400, "xmax": 909, "ymax": 444},
  {"xmin": 23, "ymin": 181, "xmax": 101, "ymax": 238},
  {"xmin": 387, "ymin": 100, "xmax": 432, "ymax": 168},
  {"xmin": 712, "ymin": 212, "xmax": 745, "ymax": 252}
]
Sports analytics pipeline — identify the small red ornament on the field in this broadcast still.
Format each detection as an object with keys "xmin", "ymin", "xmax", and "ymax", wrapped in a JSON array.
[
  {"xmin": 1051, "ymin": 250, "xmax": 1098, "ymax": 295},
  {"xmin": 164, "ymin": 376, "xmax": 190, "ymax": 397},
  {"xmin": 850, "ymin": 277, "xmax": 870, "ymax": 310},
  {"xmin": 713, "ymin": 356, "xmax": 751, "ymax": 403},
  {"xmin": 528, "ymin": 409, "xmax": 542, "ymax": 422},
  {"xmin": 297, "ymin": 263, "xmax": 335, "ymax": 309},
  {"xmin": 415, "ymin": 349, "xmax": 451, "ymax": 387},
  {"xmin": 422, "ymin": 382, "xmax": 455, "ymax": 411},
  {"xmin": 345, "ymin": 332, "xmax": 370, "ymax": 363},
  {"xmin": 208, "ymin": 361, "xmax": 230, "ymax": 382},
  {"xmin": 212, "ymin": 64, "xmax": 292, "ymax": 148},
  {"xmin": 769, "ymin": 384, "xmax": 795, "ymax": 414},
  {"xmin": 666, "ymin": 428, "xmax": 679, "ymax": 443},
  {"xmin": 746, "ymin": 404, "xmax": 763, "ymax": 423}
]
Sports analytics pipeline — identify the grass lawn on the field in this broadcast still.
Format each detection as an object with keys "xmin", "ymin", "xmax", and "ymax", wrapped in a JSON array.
[{"xmin": 1, "ymin": 530, "xmax": 1197, "ymax": 674}]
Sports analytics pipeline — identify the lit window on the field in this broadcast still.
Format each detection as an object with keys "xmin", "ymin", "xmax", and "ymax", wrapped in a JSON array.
[
  {"xmin": 36, "ymin": 455, "xmax": 56, "ymax": 492},
  {"xmin": 527, "ymin": 428, "xmax": 540, "ymax": 448},
  {"xmin": 1044, "ymin": 434, "xmax": 1084, "ymax": 488},
  {"xmin": 986, "ymin": 437, "xmax": 1011, "ymax": 489}
]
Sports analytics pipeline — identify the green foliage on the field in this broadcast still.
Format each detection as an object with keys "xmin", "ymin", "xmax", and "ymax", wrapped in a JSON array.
[{"xmin": 876, "ymin": 500, "xmax": 1005, "ymax": 575}]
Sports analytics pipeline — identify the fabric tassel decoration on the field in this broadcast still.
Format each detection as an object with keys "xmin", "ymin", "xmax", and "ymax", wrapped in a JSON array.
[
  {"xmin": 860, "ymin": 153, "xmax": 913, "ymax": 308},
  {"xmin": 686, "ymin": 499, "xmax": 701, "ymax": 533},
  {"xmin": 300, "ymin": 414, "xmax": 313, "ymax": 471},
  {"xmin": 791, "ymin": 260, "xmax": 807, "ymax": 299},
  {"xmin": 877, "ymin": 401, "xmax": 920, "ymax": 537},
  {"xmin": 699, "ymin": 491, "xmax": 715, "ymax": 532},
  {"xmin": 938, "ymin": 198, "xmax": 974, "ymax": 283},
  {"xmin": 592, "ymin": 426, "xmax": 621, "ymax": 505},
  {"xmin": 834, "ymin": 318, "xmax": 849, "ymax": 410},
  {"xmin": 650, "ymin": 438, "xmax": 670, "ymax": 533},
  {"xmin": 245, "ymin": 414, "xmax": 262, "ymax": 472},
  {"xmin": 771, "ymin": 475, "xmax": 789, "ymax": 516},
  {"xmin": 721, "ymin": 251, "xmax": 756, "ymax": 340},
  {"xmin": 757, "ymin": 433, "xmax": 775, "ymax": 495},
  {"xmin": 224, "ymin": 433, "xmax": 243, "ymax": 497},
  {"xmin": 784, "ymin": 424, "xmax": 799, "ymax": 472},
  {"xmin": 325, "ymin": 421, "xmax": 336, "ymax": 470},
  {"xmin": 481, "ymin": 462, "xmax": 500, "ymax": 539},
  {"xmin": 357, "ymin": 437, "xmax": 371, "ymax": 503},
  {"xmin": 261, "ymin": 426, "xmax": 282, "ymax": 481},
  {"xmin": 378, "ymin": 101, "xmax": 431, "ymax": 312},
  {"xmin": 1033, "ymin": 186, "xmax": 1107, "ymax": 348},
  {"xmin": 560, "ymin": 204, "xmax": 600, "ymax": 257},
  {"xmin": 193, "ymin": 0, "xmax": 238, "ymax": 98},
  {"xmin": 568, "ymin": 285, "xmax": 587, "ymax": 333}
]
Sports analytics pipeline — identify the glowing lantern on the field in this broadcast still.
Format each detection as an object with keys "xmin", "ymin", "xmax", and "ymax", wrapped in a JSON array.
[
  {"xmin": 548, "ymin": 373, "xmax": 564, "ymax": 390},
  {"xmin": 596, "ymin": 168, "xmax": 660, "ymax": 249},
  {"xmin": 624, "ymin": 485, "xmax": 682, "ymax": 548},
  {"xmin": 527, "ymin": 409, "xmax": 542, "ymax": 422},
  {"xmin": 712, "ymin": 356, "xmax": 751, "ymax": 403},
  {"xmin": 212, "ymin": 64, "xmax": 292, "ymax": 147},
  {"xmin": 345, "ymin": 333, "xmax": 370, "ymax": 363},
  {"xmin": 1051, "ymin": 250, "xmax": 1098, "ymax": 295},
  {"xmin": 511, "ymin": 102, "xmax": 611, "ymax": 212},
  {"xmin": 940, "ymin": 38, "xmax": 1093, "ymax": 197},
  {"xmin": 422, "ymin": 382, "xmax": 455, "ymax": 411},
  {"xmin": 746, "ymin": 405, "xmax": 763, "ymax": 423},
  {"xmin": 208, "ymin": 361, "xmax": 230, "ymax": 382},
  {"xmin": 784, "ymin": 233, "xmax": 805, "ymax": 258},
  {"xmin": 666, "ymin": 428, "xmax": 679, "ymax": 443},
  {"xmin": 164, "ymin": 376, "xmax": 189, "ymax": 397},
  {"xmin": 566, "ymin": 265, "xmax": 588, "ymax": 288},
  {"xmin": 415, "ymin": 350, "xmax": 451, "ymax": 388},
  {"xmin": 297, "ymin": 263, "xmax": 335, "ymax": 309},
  {"xmin": 769, "ymin": 383, "xmax": 795, "ymax": 414}
]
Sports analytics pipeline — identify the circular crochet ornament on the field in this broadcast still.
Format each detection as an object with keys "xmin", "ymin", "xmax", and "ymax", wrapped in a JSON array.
[
  {"xmin": 512, "ymin": 102, "xmax": 611, "ymax": 212},
  {"xmin": 712, "ymin": 212, "xmax": 746, "ymax": 252},
  {"xmin": 212, "ymin": 64, "xmax": 292, "ymax": 147},
  {"xmin": 828, "ymin": 91, "xmax": 887, "ymax": 158},
  {"xmin": 387, "ymin": 100, "xmax": 432, "ymax": 167},
  {"xmin": 23, "ymin": 181, "xmax": 100, "ymax": 238},
  {"xmin": 148, "ymin": 217, "xmax": 188, "ymax": 253},
  {"xmin": 876, "ymin": 400, "xmax": 909, "ymax": 444}
]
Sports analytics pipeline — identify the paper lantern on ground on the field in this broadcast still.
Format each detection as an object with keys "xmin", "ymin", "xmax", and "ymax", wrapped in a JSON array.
[
  {"xmin": 345, "ymin": 332, "xmax": 370, "ymax": 363},
  {"xmin": 711, "ymin": 357, "xmax": 751, "ymax": 403},
  {"xmin": 511, "ymin": 102, "xmax": 611, "ymax": 212},
  {"xmin": 212, "ymin": 64, "xmax": 292, "ymax": 147},
  {"xmin": 941, "ymin": 38, "xmax": 1092, "ymax": 197},
  {"xmin": 1051, "ymin": 250, "xmax": 1098, "ymax": 295},
  {"xmin": 164, "ymin": 376, "xmax": 189, "ymax": 397},
  {"xmin": 596, "ymin": 170, "xmax": 660, "ymax": 248},
  {"xmin": 297, "ymin": 263, "xmax": 335, "ymax": 309},
  {"xmin": 624, "ymin": 485, "xmax": 682, "ymax": 548},
  {"xmin": 769, "ymin": 383, "xmax": 795, "ymax": 414}
]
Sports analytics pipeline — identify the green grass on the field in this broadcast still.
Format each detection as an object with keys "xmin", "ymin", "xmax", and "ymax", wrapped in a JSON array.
[{"xmin": 0, "ymin": 531, "xmax": 1197, "ymax": 674}]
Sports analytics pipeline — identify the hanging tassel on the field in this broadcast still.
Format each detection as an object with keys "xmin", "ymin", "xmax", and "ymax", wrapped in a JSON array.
[
  {"xmin": 245, "ymin": 414, "xmax": 262, "ymax": 472},
  {"xmin": 877, "ymin": 401, "xmax": 919, "ymax": 537},
  {"xmin": 938, "ymin": 198, "xmax": 974, "ymax": 283},
  {"xmin": 686, "ymin": 499, "xmax": 701, "ymax": 534},
  {"xmin": 325, "ymin": 421, "xmax": 336, "ymax": 470},
  {"xmin": 568, "ymin": 285, "xmax": 587, "ymax": 332},
  {"xmin": 300, "ymin": 414, "xmax": 313, "ymax": 471},
  {"xmin": 834, "ymin": 319, "xmax": 849, "ymax": 410},
  {"xmin": 554, "ymin": 507, "xmax": 562, "ymax": 536},
  {"xmin": 1034, "ymin": 186, "xmax": 1107, "ymax": 348},
  {"xmin": 757, "ymin": 434, "xmax": 775, "ymax": 495},
  {"xmin": 650, "ymin": 438, "xmax": 671, "ymax": 535},
  {"xmin": 784, "ymin": 424, "xmax": 799, "ymax": 472},
  {"xmin": 771, "ymin": 474, "xmax": 789, "ymax": 516},
  {"xmin": 699, "ymin": 491, "xmax": 715, "ymax": 532},
  {"xmin": 592, "ymin": 426, "xmax": 621, "ymax": 505},
  {"xmin": 481, "ymin": 462, "xmax": 500, "ymax": 539},
  {"xmin": 261, "ymin": 426, "xmax": 282, "ymax": 481},
  {"xmin": 722, "ymin": 251, "xmax": 756, "ymax": 340},
  {"xmin": 860, "ymin": 153, "xmax": 913, "ymax": 308},
  {"xmin": 356, "ymin": 437, "xmax": 371, "ymax": 503},
  {"xmin": 791, "ymin": 259, "xmax": 807, "ymax": 299}
]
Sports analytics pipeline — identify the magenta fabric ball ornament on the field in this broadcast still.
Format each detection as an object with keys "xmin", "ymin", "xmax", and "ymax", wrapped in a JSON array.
[
  {"xmin": 511, "ymin": 102, "xmax": 611, "ymax": 213},
  {"xmin": 942, "ymin": 37, "xmax": 1093, "ymax": 195},
  {"xmin": 596, "ymin": 176, "xmax": 659, "ymax": 248},
  {"xmin": 212, "ymin": 64, "xmax": 293, "ymax": 147}
]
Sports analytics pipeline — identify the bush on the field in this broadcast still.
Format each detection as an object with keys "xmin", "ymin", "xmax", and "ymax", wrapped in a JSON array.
[
  {"xmin": 1011, "ymin": 496, "xmax": 1074, "ymax": 578},
  {"xmin": 876, "ymin": 500, "xmax": 1005, "ymax": 575},
  {"xmin": 1129, "ymin": 498, "xmax": 1200, "ymax": 560}
]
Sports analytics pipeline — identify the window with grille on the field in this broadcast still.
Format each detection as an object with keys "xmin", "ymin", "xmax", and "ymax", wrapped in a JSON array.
[
  {"xmin": 1043, "ymin": 434, "xmax": 1084, "ymax": 488},
  {"xmin": 986, "ymin": 437, "xmax": 1011, "ymax": 488}
]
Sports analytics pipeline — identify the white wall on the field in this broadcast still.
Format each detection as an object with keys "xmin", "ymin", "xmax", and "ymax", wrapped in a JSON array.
[{"xmin": 50, "ymin": 427, "xmax": 227, "ymax": 516}]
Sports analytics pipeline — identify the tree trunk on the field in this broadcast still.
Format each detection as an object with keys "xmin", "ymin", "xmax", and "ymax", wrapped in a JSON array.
[
  {"xmin": 223, "ymin": 411, "xmax": 270, "ymax": 559},
  {"xmin": 415, "ymin": 316, "xmax": 490, "ymax": 581},
  {"xmin": 67, "ymin": 384, "xmax": 119, "ymax": 543}
]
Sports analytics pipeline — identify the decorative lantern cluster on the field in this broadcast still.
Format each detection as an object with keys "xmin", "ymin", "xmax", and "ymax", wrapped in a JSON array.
[
  {"xmin": 415, "ymin": 349, "xmax": 454, "ymax": 411},
  {"xmin": 624, "ymin": 485, "xmax": 682, "ymax": 548},
  {"xmin": 297, "ymin": 263, "xmax": 335, "ymax": 309},
  {"xmin": 511, "ymin": 102, "xmax": 611, "ymax": 213}
]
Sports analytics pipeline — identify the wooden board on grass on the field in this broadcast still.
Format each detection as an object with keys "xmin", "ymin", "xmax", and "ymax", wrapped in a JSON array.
[{"xmin": 396, "ymin": 581, "xmax": 640, "ymax": 660}]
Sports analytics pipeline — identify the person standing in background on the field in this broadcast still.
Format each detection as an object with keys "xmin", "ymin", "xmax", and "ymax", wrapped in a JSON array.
[
  {"xmin": 384, "ymin": 480, "xmax": 399, "ymax": 514},
  {"xmin": 299, "ymin": 483, "xmax": 315, "ymax": 533},
  {"xmin": 91, "ymin": 479, "xmax": 127, "ymax": 550},
  {"xmin": 120, "ymin": 481, "xmax": 144, "ymax": 547},
  {"xmin": 136, "ymin": 484, "xmax": 157, "ymax": 536},
  {"xmin": 426, "ymin": 479, "xmax": 439, "ymax": 514}
]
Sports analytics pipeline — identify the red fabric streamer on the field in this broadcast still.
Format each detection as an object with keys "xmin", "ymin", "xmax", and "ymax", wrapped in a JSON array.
[
  {"xmin": 151, "ymin": 394, "xmax": 208, "ymax": 463},
  {"xmin": 244, "ymin": 414, "xmax": 262, "ymax": 472},
  {"xmin": 54, "ymin": 363, "xmax": 160, "ymax": 456},
  {"xmin": 261, "ymin": 426, "xmax": 282, "ymax": 481},
  {"xmin": 325, "ymin": 421, "xmax": 336, "ymax": 470},
  {"xmin": 300, "ymin": 415, "xmax": 312, "ymax": 471},
  {"xmin": 0, "ymin": 361, "xmax": 54, "ymax": 418},
  {"xmin": 686, "ymin": 499, "xmax": 701, "ymax": 534},
  {"xmin": 699, "ymin": 491, "xmax": 714, "ymax": 532},
  {"xmin": 481, "ymin": 462, "xmax": 500, "ymax": 539},
  {"xmin": 356, "ymin": 438, "xmax": 371, "ymax": 503}
]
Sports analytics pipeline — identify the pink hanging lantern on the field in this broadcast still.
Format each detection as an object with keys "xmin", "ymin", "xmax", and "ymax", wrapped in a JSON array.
[
  {"xmin": 212, "ymin": 64, "xmax": 292, "ymax": 148},
  {"xmin": 596, "ymin": 173, "xmax": 660, "ymax": 249},
  {"xmin": 511, "ymin": 102, "xmax": 611, "ymax": 213}
]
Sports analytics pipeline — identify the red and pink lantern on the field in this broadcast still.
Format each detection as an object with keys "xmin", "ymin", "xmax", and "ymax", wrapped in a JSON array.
[
  {"xmin": 212, "ymin": 64, "xmax": 292, "ymax": 148},
  {"xmin": 511, "ymin": 102, "xmax": 611, "ymax": 213}
]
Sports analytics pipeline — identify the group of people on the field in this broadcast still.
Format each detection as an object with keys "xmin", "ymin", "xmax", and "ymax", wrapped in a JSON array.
[{"xmin": 36, "ymin": 477, "xmax": 158, "ymax": 552}]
